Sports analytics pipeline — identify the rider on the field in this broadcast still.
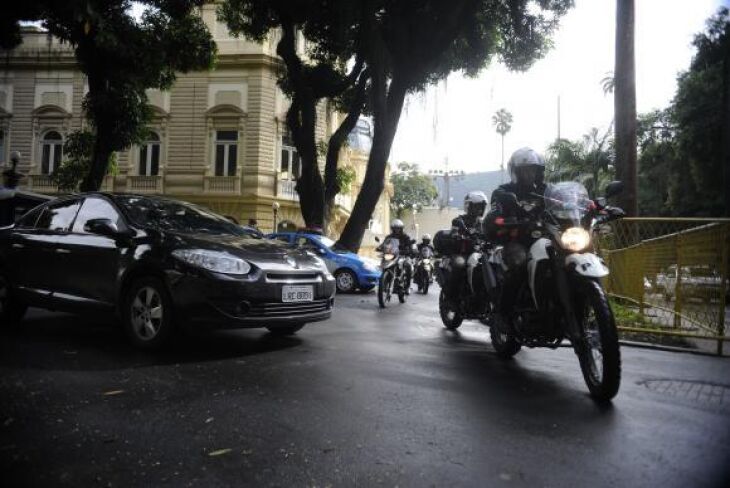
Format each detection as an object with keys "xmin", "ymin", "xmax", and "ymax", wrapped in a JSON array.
[
  {"xmin": 417, "ymin": 234, "xmax": 434, "ymax": 254},
  {"xmin": 483, "ymin": 147, "xmax": 548, "ymax": 315},
  {"xmin": 441, "ymin": 192, "xmax": 489, "ymax": 301},
  {"xmin": 382, "ymin": 219, "xmax": 414, "ymax": 293},
  {"xmin": 487, "ymin": 147, "xmax": 547, "ymax": 226}
]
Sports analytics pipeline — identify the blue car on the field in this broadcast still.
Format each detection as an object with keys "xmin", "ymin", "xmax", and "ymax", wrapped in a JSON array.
[{"xmin": 268, "ymin": 232, "xmax": 381, "ymax": 293}]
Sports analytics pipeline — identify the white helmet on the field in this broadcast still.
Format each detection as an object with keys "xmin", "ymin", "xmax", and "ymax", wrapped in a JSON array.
[
  {"xmin": 464, "ymin": 191, "xmax": 489, "ymax": 218},
  {"xmin": 390, "ymin": 219, "xmax": 404, "ymax": 232},
  {"xmin": 507, "ymin": 147, "xmax": 546, "ymax": 187},
  {"xmin": 421, "ymin": 233, "xmax": 432, "ymax": 244}
]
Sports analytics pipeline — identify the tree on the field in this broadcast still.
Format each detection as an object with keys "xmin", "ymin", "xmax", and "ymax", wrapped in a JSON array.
[
  {"xmin": 336, "ymin": 0, "xmax": 574, "ymax": 252},
  {"xmin": 614, "ymin": 0, "xmax": 637, "ymax": 215},
  {"xmin": 50, "ymin": 130, "xmax": 117, "ymax": 192},
  {"xmin": 390, "ymin": 163, "xmax": 438, "ymax": 218},
  {"xmin": 492, "ymin": 108, "xmax": 513, "ymax": 171},
  {"xmin": 5, "ymin": 1, "xmax": 216, "ymax": 191},
  {"xmin": 670, "ymin": 7, "xmax": 729, "ymax": 216},
  {"xmin": 220, "ymin": 0, "xmax": 369, "ymax": 230},
  {"xmin": 546, "ymin": 126, "xmax": 614, "ymax": 197},
  {"xmin": 636, "ymin": 110, "xmax": 675, "ymax": 215}
]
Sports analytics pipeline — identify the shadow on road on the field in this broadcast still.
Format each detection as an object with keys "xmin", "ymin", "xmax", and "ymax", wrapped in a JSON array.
[{"xmin": 0, "ymin": 309, "xmax": 303, "ymax": 372}]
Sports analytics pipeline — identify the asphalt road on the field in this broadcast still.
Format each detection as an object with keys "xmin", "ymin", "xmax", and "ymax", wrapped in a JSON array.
[{"xmin": 1, "ymin": 288, "xmax": 730, "ymax": 487}]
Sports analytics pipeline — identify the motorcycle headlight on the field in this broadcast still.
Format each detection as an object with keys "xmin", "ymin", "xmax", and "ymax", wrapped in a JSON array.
[
  {"xmin": 383, "ymin": 253, "xmax": 395, "ymax": 261},
  {"xmin": 560, "ymin": 227, "xmax": 591, "ymax": 252},
  {"xmin": 172, "ymin": 249, "xmax": 251, "ymax": 275},
  {"xmin": 422, "ymin": 258, "xmax": 431, "ymax": 264}
]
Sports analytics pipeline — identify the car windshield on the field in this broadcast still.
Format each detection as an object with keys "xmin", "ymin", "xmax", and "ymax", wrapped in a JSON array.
[{"xmin": 114, "ymin": 196, "xmax": 254, "ymax": 237}]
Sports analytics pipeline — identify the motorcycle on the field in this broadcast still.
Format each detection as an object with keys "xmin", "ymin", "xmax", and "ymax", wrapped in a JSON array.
[
  {"xmin": 436, "ymin": 228, "xmax": 491, "ymax": 328},
  {"xmin": 376, "ymin": 237, "xmax": 410, "ymax": 308},
  {"xmin": 441, "ymin": 180, "xmax": 626, "ymax": 401},
  {"xmin": 414, "ymin": 246, "xmax": 435, "ymax": 294}
]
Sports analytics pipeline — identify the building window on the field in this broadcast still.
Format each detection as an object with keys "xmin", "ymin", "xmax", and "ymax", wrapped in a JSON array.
[
  {"xmin": 215, "ymin": 130, "xmax": 238, "ymax": 177},
  {"xmin": 139, "ymin": 132, "xmax": 161, "ymax": 176},
  {"xmin": 280, "ymin": 131, "xmax": 300, "ymax": 181},
  {"xmin": 41, "ymin": 131, "xmax": 63, "ymax": 175}
]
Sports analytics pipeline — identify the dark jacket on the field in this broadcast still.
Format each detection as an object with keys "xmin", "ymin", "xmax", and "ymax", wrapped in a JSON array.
[{"xmin": 382, "ymin": 232, "xmax": 413, "ymax": 254}]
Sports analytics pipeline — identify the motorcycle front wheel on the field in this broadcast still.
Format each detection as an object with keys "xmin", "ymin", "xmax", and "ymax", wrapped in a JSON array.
[
  {"xmin": 378, "ymin": 269, "xmax": 394, "ymax": 309},
  {"xmin": 397, "ymin": 273, "xmax": 406, "ymax": 303},
  {"xmin": 576, "ymin": 279, "xmax": 621, "ymax": 402},
  {"xmin": 439, "ymin": 289, "xmax": 462, "ymax": 329},
  {"xmin": 489, "ymin": 313, "xmax": 521, "ymax": 358}
]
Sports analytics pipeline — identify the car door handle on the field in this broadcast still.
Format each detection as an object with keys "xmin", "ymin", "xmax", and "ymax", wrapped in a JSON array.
[
  {"xmin": 11, "ymin": 243, "xmax": 24, "ymax": 249},
  {"xmin": 55, "ymin": 249, "xmax": 72, "ymax": 254}
]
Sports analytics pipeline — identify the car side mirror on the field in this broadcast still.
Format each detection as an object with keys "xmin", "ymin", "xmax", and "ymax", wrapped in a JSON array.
[
  {"xmin": 604, "ymin": 181, "xmax": 624, "ymax": 199},
  {"xmin": 317, "ymin": 247, "xmax": 326, "ymax": 255},
  {"xmin": 84, "ymin": 218, "xmax": 125, "ymax": 238}
]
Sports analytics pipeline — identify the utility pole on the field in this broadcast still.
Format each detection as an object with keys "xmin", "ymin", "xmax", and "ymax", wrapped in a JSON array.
[
  {"xmin": 429, "ymin": 157, "xmax": 464, "ymax": 209},
  {"xmin": 557, "ymin": 95, "xmax": 561, "ymax": 141}
]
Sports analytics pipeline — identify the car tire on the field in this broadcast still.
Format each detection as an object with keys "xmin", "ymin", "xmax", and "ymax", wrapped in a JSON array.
[
  {"xmin": 0, "ymin": 273, "xmax": 27, "ymax": 330},
  {"xmin": 266, "ymin": 323, "xmax": 305, "ymax": 336},
  {"xmin": 122, "ymin": 277, "xmax": 175, "ymax": 350},
  {"xmin": 334, "ymin": 269, "xmax": 357, "ymax": 293}
]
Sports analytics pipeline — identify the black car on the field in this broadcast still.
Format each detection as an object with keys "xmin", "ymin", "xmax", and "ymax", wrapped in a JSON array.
[{"xmin": 0, "ymin": 193, "xmax": 336, "ymax": 349}]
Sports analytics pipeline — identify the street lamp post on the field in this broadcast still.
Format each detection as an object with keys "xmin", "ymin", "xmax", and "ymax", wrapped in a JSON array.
[
  {"xmin": 429, "ymin": 158, "xmax": 464, "ymax": 209},
  {"xmin": 272, "ymin": 201, "xmax": 280, "ymax": 232}
]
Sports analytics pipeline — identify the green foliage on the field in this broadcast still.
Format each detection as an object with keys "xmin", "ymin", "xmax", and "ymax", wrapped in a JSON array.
[
  {"xmin": 335, "ymin": 166, "xmax": 357, "ymax": 194},
  {"xmin": 390, "ymin": 163, "xmax": 438, "ymax": 218},
  {"xmin": 546, "ymin": 126, "xmax": 614, "ymax": 197},
  {"xmin": 51, "ymin": 131, "xmax": 118, "ymax": 192}
]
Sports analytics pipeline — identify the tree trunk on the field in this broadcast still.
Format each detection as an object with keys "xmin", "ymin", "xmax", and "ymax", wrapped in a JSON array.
[
  {"xmin": 80, "ymin": 74, "xmax": 112, "ymax": 192},
  {"xmin": 323, "ymin": 75, "xmax": 368, "ymax": 229},
  {"xmin": 336, "ymin": 77, "xmax": 407, "ymax": 252},
  {"xmin": 614, "ymin": 0, "xmax": 638, "ymax": 215},
  {"xmin": 722, "ymin": 38, "xmax": 730, "ymax": 217},
  {"xmin": 277, "ymin": 21, "xmax": 325, "ymax": 230}
]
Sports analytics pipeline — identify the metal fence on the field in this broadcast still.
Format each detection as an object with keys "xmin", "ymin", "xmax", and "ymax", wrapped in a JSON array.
[{"xmin": 597, "ymin": 218, "xmax": 730, "ymax": 355}]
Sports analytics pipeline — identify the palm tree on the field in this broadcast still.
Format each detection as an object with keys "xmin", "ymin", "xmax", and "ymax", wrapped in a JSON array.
[
  {"xmin": 492, "ymin": 108, "xmax": 513, "ymax": 172},
  {"xmin": 614, "ymin": 0, "xmax": 637, "ymax": 215},
  {"xmin": 601, "ymin": 71, "xmax": 615, "ymax": 95}
]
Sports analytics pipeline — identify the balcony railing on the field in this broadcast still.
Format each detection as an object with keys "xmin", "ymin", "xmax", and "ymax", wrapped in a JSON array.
[
  {"xmin": 204, "ymin": 176, "xmax": 241, "ymax": 194},
  {"xmin": 276, "ymin": 179, "xmax": 299, "ymax": 201},
  {"xmin": 127, "ymin": 175, "xmax": 163, "ymax": 194},
  {"xmin": 27, "ymin": 174, "xmax": 58, "ymax": 193}
]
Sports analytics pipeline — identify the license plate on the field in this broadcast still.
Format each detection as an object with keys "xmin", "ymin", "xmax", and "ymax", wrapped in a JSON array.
[{"xmin": 282, "ymin": 285, "xmax": 314, "ymax": 302}]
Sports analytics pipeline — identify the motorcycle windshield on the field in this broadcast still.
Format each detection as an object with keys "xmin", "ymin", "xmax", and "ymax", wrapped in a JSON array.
[
  {"xmin": 382, "ymin": 237, "xmax": 400, "ymax": 256},
  {"xmin": 544, "ymin": 182, "xmax": 591, "ymax": 225},
  {"xmin": 420, "ymin": 247, "xmax": 434, "ymax": 258}
]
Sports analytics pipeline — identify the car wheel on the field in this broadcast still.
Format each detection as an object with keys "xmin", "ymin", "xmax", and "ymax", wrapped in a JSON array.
[
  {"xmin": 334, "ymin": 269, "xmax": 357, "ymax": 293},
  {"xmin": 122, "ymin": 277, "xmax": 174, "ymax": 350},
  {"xmin": 0, "ymin": 273, "xmax": 27, "ymax": 329},
  {"xmin": 267, "ymin": 323, "xmax": 305, "ymax": 336}
]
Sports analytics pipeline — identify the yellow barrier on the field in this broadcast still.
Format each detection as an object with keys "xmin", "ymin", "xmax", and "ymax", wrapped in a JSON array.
[{"xmin": 597, "ymin": 218, "xmax": 730, "ymax": 355}]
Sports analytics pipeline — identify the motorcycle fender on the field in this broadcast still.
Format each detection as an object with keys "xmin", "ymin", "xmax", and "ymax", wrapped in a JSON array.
[
  {"xmin": 527, "ymin": 238, "xmax": 551, "ymax": 307},
  {"xmin": 565, "ymin": 253, "xmax": 609, "ymax": 278}
]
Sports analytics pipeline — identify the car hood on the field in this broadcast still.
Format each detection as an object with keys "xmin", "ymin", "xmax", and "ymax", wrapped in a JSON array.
[{"xmin": 165, "ymin": 232, "xmax": 321, "ymax": 271}]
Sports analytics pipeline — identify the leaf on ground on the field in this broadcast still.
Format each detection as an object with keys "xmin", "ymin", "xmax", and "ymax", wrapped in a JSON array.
[
  {"xmin": 102, "ymin": 390, "xmax": 125, "ymax": 396},
  {"xmin": 208, "ymin": 448, "xmax": 232, "ymax": 457}
]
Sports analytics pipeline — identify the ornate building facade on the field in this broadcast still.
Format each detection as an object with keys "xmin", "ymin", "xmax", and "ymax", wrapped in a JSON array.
[{"xmin": 0, "ymin": 3, "xmax": 390, "ymax": 236}]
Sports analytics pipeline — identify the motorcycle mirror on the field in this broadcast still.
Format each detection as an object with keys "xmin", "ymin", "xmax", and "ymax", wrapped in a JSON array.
[
  {"xmin": 374, "ymin": 236, "xmax": 381, "ymax": 243},
  {"xmin": 604, "ymin": 181, "xmax": 624, "ymax": 199},
  {"xmin": 495, "ymin": 189, "xmax": 518, "ymax": 206}
]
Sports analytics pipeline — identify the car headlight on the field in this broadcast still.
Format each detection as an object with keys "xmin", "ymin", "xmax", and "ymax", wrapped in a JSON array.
[
  {"xmin": 363, "ymin": 261, "xmax": 379, "ymax": 272},
  {"xmin": 172, "ymin": 249, "xmax": 251, "ymax": 275},
  {"xmin": 560, "ymin": 227, "xmax": 590, "ymax": 252}
]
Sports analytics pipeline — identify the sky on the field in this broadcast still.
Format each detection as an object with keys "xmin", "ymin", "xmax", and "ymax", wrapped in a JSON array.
[{"xmin": 389, "ymin": 0, "xmax": 727, "ymax": 174}]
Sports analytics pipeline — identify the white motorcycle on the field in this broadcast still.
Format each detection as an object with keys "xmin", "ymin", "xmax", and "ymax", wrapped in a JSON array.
[{"xmin": 482, "ymin": 181, "xmax": 626, "ymax": 402}]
